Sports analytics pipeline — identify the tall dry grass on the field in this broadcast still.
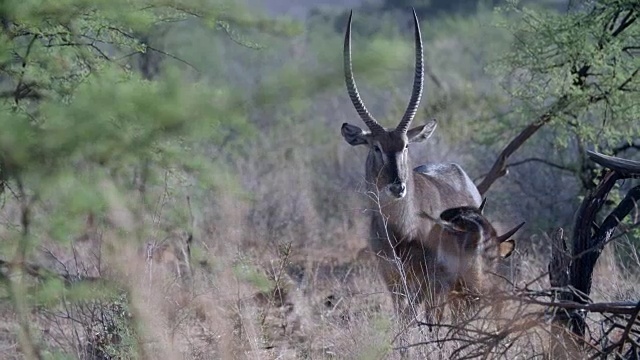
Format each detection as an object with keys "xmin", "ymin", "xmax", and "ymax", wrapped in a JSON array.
[{"xmin": 0, "ymin": 130, "xmax": 638, "ymax": 360}]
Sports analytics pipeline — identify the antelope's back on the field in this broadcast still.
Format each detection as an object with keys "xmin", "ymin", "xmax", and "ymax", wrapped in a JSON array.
[{"xmin": 414, "ymin": 163, "xmax": 482, "ymax": 211}]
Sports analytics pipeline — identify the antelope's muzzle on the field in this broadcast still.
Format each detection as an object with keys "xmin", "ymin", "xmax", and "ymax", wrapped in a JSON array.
[{"xmin": 387, "ymin": 182, "xmax": 407, "ymax": 199}]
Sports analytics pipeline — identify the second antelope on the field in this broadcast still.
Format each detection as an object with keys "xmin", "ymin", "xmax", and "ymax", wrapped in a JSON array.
[
  {"xmin": 414, "ymin": 203, "xmax": 524, "ymax": 323},
  {"xmin": 340, "ymin": 9, "xmax": 482, "ymax": 317}
]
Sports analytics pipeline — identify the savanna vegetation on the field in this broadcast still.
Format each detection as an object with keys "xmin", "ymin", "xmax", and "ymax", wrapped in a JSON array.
[{"xmin": 0, "ymin": 0, "xmax": 638, "ymax": 358}]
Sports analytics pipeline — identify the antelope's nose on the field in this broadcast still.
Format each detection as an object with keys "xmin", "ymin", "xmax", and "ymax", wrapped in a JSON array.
[{"xmin": 388, "ymin": 183, "xmax": 406, "ymax": 198}]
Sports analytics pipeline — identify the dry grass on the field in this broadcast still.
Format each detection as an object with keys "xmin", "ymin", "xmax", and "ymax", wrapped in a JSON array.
[
  {"xmin": 0, "ymin": 143, "xmax": 638, "ymax": 360},
  {"xmin": 2, "ymin": 204, "xmax": 638, "ymax": 360}
]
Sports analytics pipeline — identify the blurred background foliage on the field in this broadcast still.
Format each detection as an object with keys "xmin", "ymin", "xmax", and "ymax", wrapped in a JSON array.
[{"xmin": 0, "ymin": 0, "xmax": 638, "ymax": 356}]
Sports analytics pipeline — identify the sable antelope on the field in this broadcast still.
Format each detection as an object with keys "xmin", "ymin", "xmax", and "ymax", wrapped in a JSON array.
[
  {"xmin": 417, "ymin": 203, "xmax": 524, "ymax": 322},
  {"xmin": 340, "ymin": 9, "xmax": 482, "ymax": 316}
]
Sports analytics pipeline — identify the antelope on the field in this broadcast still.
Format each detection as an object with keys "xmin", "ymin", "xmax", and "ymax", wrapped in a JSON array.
[
  {"xmin": 417, "ymin": 203, "xmax": 524, "ymax": 322},
  {"xmin": 340, "ymin": 9, "xmax": 482, "ymax": 317}
]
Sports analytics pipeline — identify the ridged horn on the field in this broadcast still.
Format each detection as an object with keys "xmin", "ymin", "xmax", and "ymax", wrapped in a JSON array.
[
  {"xmin": 344, "ymin": 10, "xmax": 385, "ymax": 134},
  {"xmin": 395, "ymin": 7, "xmax": 424, "ymax": 134}
]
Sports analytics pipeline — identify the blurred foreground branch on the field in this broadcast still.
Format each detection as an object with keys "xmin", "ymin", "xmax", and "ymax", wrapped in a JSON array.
[{"xmin": 0, "ymin": 258, "xmax": 104, "ymax": 286}]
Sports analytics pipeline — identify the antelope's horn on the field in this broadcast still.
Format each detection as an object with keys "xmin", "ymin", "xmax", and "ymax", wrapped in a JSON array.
[
  {"xmin": 479, "ymin": 198, "xmax": 487, "ymax": 214},
  {"xmin": 395, "ymin": 8, "xmax": 424, "ymax": 134},
  {"xmin": 497, "ymin": 222, "xmax": 526, "ymax": 243},
  {"xmin": 344, "ymin": 10, "xmax": 385, "ymax": 134}
]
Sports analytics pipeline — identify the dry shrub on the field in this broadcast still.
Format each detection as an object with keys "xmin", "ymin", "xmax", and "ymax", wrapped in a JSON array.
[
  {"xmin": 2, "ymin": 207, "xmax": 637, "ymax": 360},
  {"xmin": 0, "ymin": 145, "xmax": 638, "ymax": 360}
]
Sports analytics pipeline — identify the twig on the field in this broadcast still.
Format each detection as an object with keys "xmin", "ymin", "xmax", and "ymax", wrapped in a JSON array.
[{"xmin": 14, "ymin": 34, "xmax": 38, "ymax": 106}]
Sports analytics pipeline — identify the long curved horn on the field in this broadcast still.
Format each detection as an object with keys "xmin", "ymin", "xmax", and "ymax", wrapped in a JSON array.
[
  {"xmin": 344, "ymin": 11, "xmax": 385, "ymax": 134},
  {"xmin": 395, "ymin": 8, "xmax": 424, "ymax": 134},
  {"xmin": 497, "ymin": 222, "xmax": 526, "ymax": 243}
]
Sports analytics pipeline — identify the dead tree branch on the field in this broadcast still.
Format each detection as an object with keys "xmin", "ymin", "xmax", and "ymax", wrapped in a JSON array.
[
  {"xmin": 476, "ymin": 96, "xmax": 570, "ymax": 195},
  {"xmin": 552, "ymin": 151, "xmax": 640, "ymax": 341}
]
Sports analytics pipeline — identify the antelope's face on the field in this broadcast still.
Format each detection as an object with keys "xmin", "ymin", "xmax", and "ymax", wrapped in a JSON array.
[
  {"xmin": 340, "ymin": 9, "xmax": 434, "ymax": 199},
  {"xmin": 341, "ymin": 121, "xmax": 437, "ymax": 199}
]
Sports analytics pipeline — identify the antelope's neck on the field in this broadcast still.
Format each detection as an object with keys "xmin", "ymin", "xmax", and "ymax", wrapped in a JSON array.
[{"xmin": 371, "ymin": 174, "xmax": 421, "ymax": 239}]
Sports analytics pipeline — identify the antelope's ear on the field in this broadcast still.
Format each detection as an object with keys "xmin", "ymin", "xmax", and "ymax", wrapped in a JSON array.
[
  {"xmin": 440, "ymin": 207, "xmax": 464, "ymax": 222},
  {"xmin": 408, "ymin": 119, "xmax": 437, "ymax": 143},
  {"xmin": 439, "ymin": 206, "xmax": 482, "ymax": 232},
  {"xmin": 439, "ymin": 209, "xmax": 474, "ymax": 233},
  {"xmin": 499, "ymin": 239, "xmax": 516, "ymax": 258},
  {"xmin": 341, "ymin": 123, "xmax": 369, "ymax": 146}
]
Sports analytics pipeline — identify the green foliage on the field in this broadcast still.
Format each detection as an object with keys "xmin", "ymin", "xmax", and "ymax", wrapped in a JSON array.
[
  {"xmin": 381, "ymin": 0, "xmax": 504, "ymax": 17},
  {"xmin": 0, "ymin": 0, "xmax": 300, "ymax": 356},
  {"xmin": 356, "ymin": 314, "xmax": 393, "ymax": 359},
  {"xmin": 0, "ymin": 0, "xmax": 636, "ymax": 356},
  {"xmin": 490, "ymin": 0, "xmax": 640, "ymax": 151},
  {"xmin": 232, "ymin": 259, "xmax": 273, "ymax": 293},
  {"xmin": 0, "ymin": 0, "xmax": 286, "ymax": 234}
]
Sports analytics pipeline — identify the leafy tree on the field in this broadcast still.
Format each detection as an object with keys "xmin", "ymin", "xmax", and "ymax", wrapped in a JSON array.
[
  {"xmin": 380, "ymin": 0, "xmax": 503, "ymax": 18},
  {"xmin": 0, "ymin": 0, "xmax": 297, "ymax": 357},
  {"xmin": 477, "ymin": 0, "xmax": 640, "ymax": 195}
]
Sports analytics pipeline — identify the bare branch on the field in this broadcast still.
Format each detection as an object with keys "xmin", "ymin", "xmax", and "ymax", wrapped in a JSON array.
[
  {"xmin": 618, "ymin": 67, "xmax": 640, "ymax": 91},
  {"xmin": 474, "ymin": 157, "xmax": 575, "ymax": 182},
  {"xmin": 520, "ymin": 297, "xmax": 640, "ymax": 316},
  {"xmin": 476, "ymin": 96, "xmax": 571, "ymax": 195},
  {"xmin": 14, "ymin": 34, "xmax": 38, "ymax": 106},
  {"xmin": 0, "ymin": 82, "xmax": 43, "ymax": 101},
  {"xmin": 0, "ymin": 258, "xmax": 104, "ymax": 286},
  {"xmin": 587, "ymin": 150, "xmax": 640, "ymax": 177},
  {"xmin": 508, "ymin": 157, "xmax": 575, "ymax": 173},
  {"xmin": 609, "ymin": 301, "xmax": 640, "ymax": 355},
  {"xmin": 566, "ymin": 151, "xmax": 640, "ymax": 337},
  {"xmin": 104, "ymin": 27, "xmax": 200, "ymax": 72},
  {"xmin": 598, "ymin": 185, "xmax": 640, "ymax": 241},
  {"xmin": 611, "ymin": 10, "xmax": 637, "ymax": 38},
  {"xmin": 144, "ymin": 45, "xmax": 200, "ymax": 73}
]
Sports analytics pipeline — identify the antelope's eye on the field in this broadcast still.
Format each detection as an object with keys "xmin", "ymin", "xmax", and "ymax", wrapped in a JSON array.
[{"xmin": 373, "ymin": 145, "xmax": 382, "ymax": 153}]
